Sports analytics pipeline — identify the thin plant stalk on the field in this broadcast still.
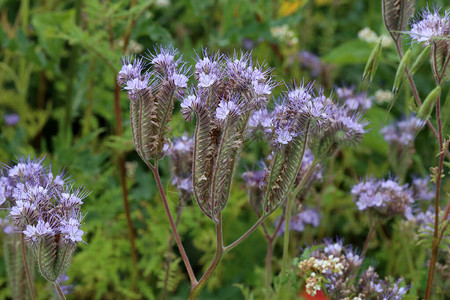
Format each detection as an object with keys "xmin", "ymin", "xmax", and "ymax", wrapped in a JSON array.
[
  {"xmin": 263, "ymin": 215, "xmax": 284, "ymax": 300},
  {"xmin": 53, "ymin": 281, "xmax": 66, "ymax": 300},
  {"xmin": 279, "ymin": 161, "xmax": 317, "ymax": 289},
  {"xmin": 361, "ymin": 221, "xmax": 377, "ymax": 258},
  {"xmin": 425, "ymin": 43, "xmax": 446, "ymax": 299},
  {"xmin": 162, "ymin": 206, "xmax": 183, "ymax": 300},
  {"xmin": 149, "ymin": 162, "xmax": 197, "ymax": 285},
  {"xmin": 189, "ymin": 213, "xmax": 224, "ymax": 299},
  {"xmin": 224, "ymin": 215, "xmax": 268, "ymax": 252},
  {"xmin": 20, "ymin": 233, "xmax": 35, "ymax": 300}
]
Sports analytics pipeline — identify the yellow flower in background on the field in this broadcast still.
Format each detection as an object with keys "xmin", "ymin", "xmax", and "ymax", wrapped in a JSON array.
[{"xmin": 279, "ymin": 0, "xmax": 307, "ymax": 17}]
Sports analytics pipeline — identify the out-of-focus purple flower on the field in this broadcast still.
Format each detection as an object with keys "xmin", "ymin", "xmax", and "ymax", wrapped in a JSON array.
[
  {"xmin": 336, "ymin": 86, "xmax": 373, "ymax": 112},
  {"xmin": 351, "ymin": 177, "xmax": 414, "ymax": 217},
  {"xmin": 299, "ymin": 51, "xmax": 322, "ymax": 77},
  {"xmin": 412, "ymin": 177, "xmax": 434, "ymax": 201},
  {"xmin": 381, "ymin": 116, "xmax": 425, "ymax": 147},
  {"xmin": 242, "ymin": 170, "xmax": 265, "ymax": 188},
  {"xmin": 4, "ymin": 113, "xmax": 19, "ymax": 126},
  {"xmin": 172, "ymin": 176, "xmax": 193, "ymax": 193},
  {"xmin": 409, "ymin": 7, "xmax": 450, "ymax": 45},
  {"xmin": 56, "ymin": 274, "xmax": 74, "ymax": 295},
  {"xmin": 277, "ymin": 208, "xmax": 320, "ymax": 236}
]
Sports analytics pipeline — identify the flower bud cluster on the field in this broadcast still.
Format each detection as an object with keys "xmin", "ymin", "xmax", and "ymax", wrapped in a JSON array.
[
  {"xmin": 351, "ymin": 177, "xmax": 414, "ymax": 217},
  {"xmin": 0, "ymin": 156, "xmax": 86, "ymax": 282}
]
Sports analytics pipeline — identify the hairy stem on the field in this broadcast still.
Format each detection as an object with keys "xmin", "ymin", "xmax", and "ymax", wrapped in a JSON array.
[
  {"xmin": 21, "ymin": 234, "xmax": 35, "ymax": 300},
  {"xmin": 150, "ymin": 162, "xmax": 197, "ymax": 285},
  {"xmin": 190, "ymin": 214, "xmax": 224, "ymax": 299},
  {"xmin": 53, "ymin": 281, "xmax": 66, "ymax": 300}
]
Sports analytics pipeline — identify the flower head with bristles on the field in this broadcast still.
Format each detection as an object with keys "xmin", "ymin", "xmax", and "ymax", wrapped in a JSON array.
[
  {"xmin": 409, "ymin": 7, "xmax": 450, "ymax": 45},
  {"xmin": 0, "ymin": 156, "xmax": 87, "ymax": 283}
]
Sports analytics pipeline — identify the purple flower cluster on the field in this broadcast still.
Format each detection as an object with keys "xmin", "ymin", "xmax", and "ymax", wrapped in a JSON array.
[
  {"xmin": 381, "ymin": 116, "xmax": 425, "ymax": 147},
  {"xmin": 0, "ymin": 156, "xmax": 86, "ymax": 282},
  {"xmin": 336, "ymin": 86, "xmax": 373, "ymax": 112},
  {"xmin": 298, "ymin": 238, "xmax": 409, "ymax": 299},
  {"xmin": 351, "ymin": 177, "xmax": 414, "ymax": 218},
  {"xmin": 180, "ymin": 50, "xmax": 275, "ymax": 125},
  {"xmin": 0, "ymin": 157, "xmax": 85, "ymax": 245},
  {"xmin": 409, "ymin": 7, "xmax": 450, "ymax": 45},
  {"xmin": 117, "ymin": 46, "xmax": 188, "ymax": 101}
]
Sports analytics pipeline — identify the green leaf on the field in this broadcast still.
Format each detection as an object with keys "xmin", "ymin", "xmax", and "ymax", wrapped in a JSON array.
[{"xmin": 322, "ymin": 40, "xmax": 371, "ymax": 65}]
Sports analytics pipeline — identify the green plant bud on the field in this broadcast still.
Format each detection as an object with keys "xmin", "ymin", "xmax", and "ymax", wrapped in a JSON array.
[
  {"xmin": 362, "ymin": 39, "xmax": 383, "ymax": 84},
  {"xmin": 410, "ymin": 45, "xmax": 431, "ymax": 75},
  {"xmin": 417, "ymin": 85, "xmax": 441, "ymax": 120}
]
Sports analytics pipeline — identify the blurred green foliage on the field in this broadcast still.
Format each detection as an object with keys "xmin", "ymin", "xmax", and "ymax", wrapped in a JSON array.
[{"xmin": 0, "ymin": 0, "xmax": 449, "ymax": 299}]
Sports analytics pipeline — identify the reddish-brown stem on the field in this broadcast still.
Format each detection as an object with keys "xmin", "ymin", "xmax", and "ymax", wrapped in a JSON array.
[
  {"xmin": 425, "ymin": 81, "xmax": 444, "ymax": 300},
  {"xmin": 53, "ymin": 281, "xmax": 66, "ymax": 300},
  {"xmin": 361, "ymin": 222, "xmax": 376, "ymax": 258},
  {"xmin": 189, "ymin": 214, "xmax": 223, "ymax": 299},
  {"xmin": 21, "ymin": 233, "xmax": 35, "ymax": 300},
  {"xmin": 150, "ymin": 163, "xmax": 197, "ymax": 285},
  {"xmin": 162, "ymin": 206, "xmax": 183, "ymax": 300}
]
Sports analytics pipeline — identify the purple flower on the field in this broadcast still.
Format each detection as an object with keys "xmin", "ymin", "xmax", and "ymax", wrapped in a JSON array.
[
  {"xmin": 23, "ymin": 220, "xmax": 53, "ymax": 242},
  {"xmin": 277, "ymin": 208, "xmax": 320, "ymax": 236},
  {"xmin": 198, "ymin": 73, "xmax": 218, "ymax": 88},
  {"xmin": 171, "ymin": 73, "xmax": 188, "ymax": 88},
  {"xmin": 412, "ymin": 177, "xmax": 434, "ymax": 201},
  {"xmin": 117, "ymin": 56, "xmax": 146, "ymax": 86},
  {"xmin": 242, "ymin": 170, "xmax": 265, "ymax": 188},
  {"xmin": 409, "ymin": 7, "xmax": 450, "ymax": 45},
  {"xmin": 125, "ymin": 77, "xmax": 148, "ymax": 92},
  {"xmin": 150, "ymin": 46, "xmax": 178, "ymax": 74},
  {"xmin": 172, "ymin": 176, "xmax": 193, "ymax": 193},
  {"xmin": 381, "ymin": 116, "xmax": 425, "ymax": 147},
  {"xmin": 299, "ymin": 51, "xmax": 322, "ymax": 77},
  {"xmin": 275, "ymin": 128, "xmax": 294, "ymax": 145},
  {"xmin": 336, "ymin": 86, "xmax": 372, "ymax": 112},
  {"xmin": 4, "ymin": 113, "xmax": 19, "ymax": 126},
  {"xmin": 61, "ymin": 225, "xmax": 84, "ymax": 243},
  {"xmin": 215, "ymin": 101, "xmax": 239, "ymax": 120},
  {"xmin": 351, "ymin": 177, "xmax": 413, "ymax": 217}
]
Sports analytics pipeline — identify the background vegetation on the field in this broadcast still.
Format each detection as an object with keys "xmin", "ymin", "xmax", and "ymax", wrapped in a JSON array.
[{"xmin": 0, "ymin": 0, "xmax": 448, "ymax": 299}]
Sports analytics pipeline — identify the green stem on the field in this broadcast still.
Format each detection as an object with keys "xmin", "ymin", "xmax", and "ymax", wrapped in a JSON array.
[
  {"xmin": 279, "ymin": 160, "xmax": 317, "ymax": 298},
  {"xmin": 189, "ymin": 214, "xmax": 224, "ymax": 299},
  {"xmin": 224, "ymin": 215, "xmax": 268, "ymax": 253},
  {"xmin": 265, "ymin": 239, "xmax": 274, "ymax": 300},
  {"xmin": 53, "ymin": 281, "xmax": 66, "ymax": 300},
  {"xmin": 21, "ymin": 234, "xmax": 35, "ymax": 300}
]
